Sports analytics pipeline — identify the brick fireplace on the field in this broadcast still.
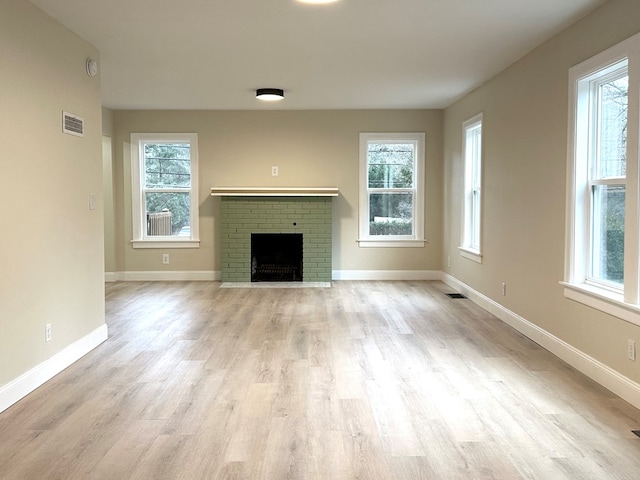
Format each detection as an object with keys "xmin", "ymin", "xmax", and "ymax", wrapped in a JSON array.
[{"xmin": 212, "ymin": 188, "xmax": 338, "ymax": 283}]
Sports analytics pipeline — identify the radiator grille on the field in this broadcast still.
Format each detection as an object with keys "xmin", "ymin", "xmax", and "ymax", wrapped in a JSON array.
[{"xmin": 147, "ymin": 210, "xmax": 172, "ymax": 236}]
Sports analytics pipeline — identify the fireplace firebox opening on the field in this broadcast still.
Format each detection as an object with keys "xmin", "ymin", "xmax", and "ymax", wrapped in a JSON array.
[{"xmin": 251, "ymin": 233, "xmax": 303, "ymax": 282}]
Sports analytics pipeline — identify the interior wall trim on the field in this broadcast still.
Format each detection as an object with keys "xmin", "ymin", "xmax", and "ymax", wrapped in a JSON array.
[
  {"xmin": 106, "ymin": 271, "xmax": 219, "ymax": 282},
  {"xmin": 105, "ymin": 272, "xmax": 121, "ymax": 282},
  {"xmin": 108, "ymin": 270, "xmax": 441, "ymax": 282},
  {"xmin": 0, "ymin": 324, "xmax": 108, "ymax": 414},
  {"xmin": 331, "ymin": 270, "xmax": 441, "ymax": 280},
  {"xmin": 441, "ymin": 273, "xmax": 640, "ymax": 411}
]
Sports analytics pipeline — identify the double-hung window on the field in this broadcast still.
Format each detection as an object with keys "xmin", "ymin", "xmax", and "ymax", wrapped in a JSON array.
[
  {"xmin": 460, "ymin": 114, "xmax": 483, "ymax": 262},
  {"xmin": 358, "ymin": 133, "xmax": 425, "ymax": 247},
  {"xmin": 131, "ymin": 133, "xmax": 200, "ymax": 248},
  {"xmin": 565, "ymin": 32, "xmax": 640, "ymax": 325}
]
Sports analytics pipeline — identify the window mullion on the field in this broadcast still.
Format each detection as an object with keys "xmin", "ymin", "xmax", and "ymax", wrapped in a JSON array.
[
  {"xmin": 590, "ymin": 177, "xmax": 626, "ymax": 185},
  {"xmin": 368, "ymin": 188, "xmax": 414, "ymax": 194},
  {"xmin": 143, "ymin": 187, "xmax": 190, "ymax": 194}
]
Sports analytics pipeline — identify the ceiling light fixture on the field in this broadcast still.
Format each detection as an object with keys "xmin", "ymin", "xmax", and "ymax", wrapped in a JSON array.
[
  {"xmin": 297, "ymin": 0, "xmax": 340, "ymax": 4},
  {"xmin": 256, "ymin": 88, "xmax": 285, "ymax": 101}
]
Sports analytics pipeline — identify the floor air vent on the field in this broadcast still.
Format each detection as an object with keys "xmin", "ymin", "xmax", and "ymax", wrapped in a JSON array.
[
  {"xmin": 62, "ymin": 111, "xmax": 84, "ymax": 137},
  {"xmin": 445, "ymin": 293, "xmax": 467, "ymax": 299}
]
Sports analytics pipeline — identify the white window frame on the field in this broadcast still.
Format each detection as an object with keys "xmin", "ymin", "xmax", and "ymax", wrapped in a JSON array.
[
  {"xmin": 460, "ymin": 113, "xmax": 483, "ymax": 263},
  {"xmin": 130, "ymin": 133, "xmax": 200, "ymax": 249},
  {"xmin": 564, "ymin": 32, "xmax": 640, "ymax": 326},
  {"xmin": 358, "ymin": 132, "xmax": 425, "ymax": 248}
]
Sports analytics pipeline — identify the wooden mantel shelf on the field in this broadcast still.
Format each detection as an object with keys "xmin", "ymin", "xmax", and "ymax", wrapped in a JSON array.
[{"xmin": 210, "ymin": 187, "xmax": 339, "ymax": 197}]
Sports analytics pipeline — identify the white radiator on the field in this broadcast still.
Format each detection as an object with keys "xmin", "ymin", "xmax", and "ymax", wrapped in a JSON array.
[{"xmin": 147, "ymin": 209, "xmax": 172, "ymax": 236}]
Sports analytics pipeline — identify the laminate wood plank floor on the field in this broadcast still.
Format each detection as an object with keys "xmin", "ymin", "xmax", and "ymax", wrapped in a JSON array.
[{"xmin": 1, "ymin": 281, "xmax": 640, "ymax": 479}]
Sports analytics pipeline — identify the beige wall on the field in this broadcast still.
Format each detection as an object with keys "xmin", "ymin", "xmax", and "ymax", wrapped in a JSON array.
[
  {"xmin": 103, "ymin": 136, "xmax": 116, "ymax": 274},
  {"xmin": 102, "ymin": 106, "xmax": 114, "ymax": 138},
  {"xmin": 102, "ymin": 107, "xmax": 117, "ymax": 274},
  {"xmin": 443, "ymin": 0, "xmax": 640, "ymax": 383},
  {"xmin": 112, "ymin": 110, "xmax": 443, "ymax": 275},
  {"xmin": 0, "ymin": 0, "xmax": 105, "ymax": 387}
]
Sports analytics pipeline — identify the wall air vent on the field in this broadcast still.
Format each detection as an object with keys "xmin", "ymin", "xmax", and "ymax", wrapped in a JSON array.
[{"xmin": 62, "ymin": 111, "xmax": 84, "ymax": 137}]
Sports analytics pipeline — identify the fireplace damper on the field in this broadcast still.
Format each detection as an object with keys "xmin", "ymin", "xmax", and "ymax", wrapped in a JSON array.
[{"xmin": 251, "ymin": 233, "xmax": 303, "ymax": 282}]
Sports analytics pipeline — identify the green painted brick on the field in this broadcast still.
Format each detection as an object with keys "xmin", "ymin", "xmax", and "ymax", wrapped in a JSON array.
[{"xmin": 220, "ymin": 197, "xmax": 332, "ymax": 282}]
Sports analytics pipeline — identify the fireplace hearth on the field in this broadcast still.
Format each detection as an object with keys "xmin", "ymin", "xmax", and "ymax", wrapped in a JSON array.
[{"xmin": 251, "ymin": 233, "xmax": 303, "ymax": 282}]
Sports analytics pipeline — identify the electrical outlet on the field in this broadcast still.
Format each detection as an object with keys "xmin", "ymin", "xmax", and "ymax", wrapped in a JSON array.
[
  {"xmin": 447, "ymin": 256, "xmax": 451, "ymax": 268},
  {"xmin": 89, "ymin": 193, "xmax": 96, "ymax": 210},
  {"xmin": 501, "ymin": 283, "xmax": 507, "ymax": 296},
  {"xmin": 162, "ymin": 253, "xmax": 170, "ymax": 265},
  {"xmin": 272, "ymin": 166, "xmax": 279, "ymax": 176},
  {"xmin": 45, "ymin": 323, "xmax": 52, "ymax": 343},
  {"xmin": 628, "ymin": 339, "xmax": 636, "ymax": 361}
]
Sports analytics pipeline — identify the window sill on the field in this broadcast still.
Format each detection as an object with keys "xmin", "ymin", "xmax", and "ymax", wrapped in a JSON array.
[
  {"xmin": 561, "ymin": 281, "xmax": 640, "ymax": 327},
  {"xmin": 358, "ymin": 239, "xmax": 425, "ymax": 248},
  {"xmin": 132, "ymin": 239, "xmax": 200, "ymax": 249},
  {"xmin": 458, "ymin": 247, "xmax": 482, "ymax": 263}
]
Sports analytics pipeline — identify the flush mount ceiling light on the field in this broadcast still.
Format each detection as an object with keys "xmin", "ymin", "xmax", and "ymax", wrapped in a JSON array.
[
  {"xmin": 297, "ymin": 0, "xmax": 340, "ymax": 3},
  {"xmin": 256, "ymin": 88, "xmax": 285, "ymax": 101}
]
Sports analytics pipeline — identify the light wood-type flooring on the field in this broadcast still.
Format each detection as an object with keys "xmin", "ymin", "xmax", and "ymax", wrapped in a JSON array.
[{"xmin": 1, "ymin": 281, "xmax": 640, "ymax": 479}]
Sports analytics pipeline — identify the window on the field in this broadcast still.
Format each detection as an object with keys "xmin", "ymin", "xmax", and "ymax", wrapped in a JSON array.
[
  {"xmin": 358, "ymin": 133, "xmax": 425, "ymax": 247},
  {"xmin": 460, "ymin": 114, "xmax": 483, "ymax": 262},
  {"xmin": 131, "ymin": 133, "xmax": 199, "ymax": 248},
  {"xmin": 565, "ymin": 32, "xmax": 640, "ymax": 325}
]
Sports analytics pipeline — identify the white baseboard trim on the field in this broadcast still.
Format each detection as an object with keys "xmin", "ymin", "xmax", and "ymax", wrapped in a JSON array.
[
  {"xmin": 441, "ymin": 273, "xmax": 640, "ymax": 411},
  {"xmin": 0, "ymin": 324, "xmax": 108, "ymax": 414},
  {"xmin": 109, "ymin": 270, "xmax": 438, "ymax": 283},
  {"xmin": 113, "ymin": 271, "xmax": 220, "ymax": 282},
  {"xmin": 105, "ymin": 272, "xmax": 121, "ymax": 283},
  {"xmin": 332, "ymin": 270, "xmax": 441, "ymax": 281}
]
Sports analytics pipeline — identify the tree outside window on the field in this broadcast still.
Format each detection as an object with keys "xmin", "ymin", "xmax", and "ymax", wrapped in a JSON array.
[
  {"xmin": 367, "ymin": 143, "xmax": 414, "ymax": 236},
  {"xmin": 143, "ymin": 143, "xmax": 192, "ymax": 236}
]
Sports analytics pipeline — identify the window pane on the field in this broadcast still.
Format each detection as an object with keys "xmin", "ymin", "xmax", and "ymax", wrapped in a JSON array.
[
  {"xmin": 144, "ymin": 143, "xmax": 191, "ymax": 188},
  {"xmin": 597, "ymin": 75, "xmax": 628, "ymax": 178},
  {"xmin": 145, "ymin": 192, "xmax": 190, "ymax": 236},
  {"xmin": 368, "ymin": 143, "xmax": 414, "ymax": 188},
  {"xmin": 369, "ymin": 193, "xmax": 413, "ymax": 236},
  {"xmin": 591, "ymin": 184, "xmax": 624, "ymax": 285},
  {"xmin": 470, "ymin": 128, "xmax": 482, "ymax": 188},
  {"xmin": 471, "ymin": 189, "xmax": 480, "ymax": 248},
  {"xmin": 466, "ymin": 126, "xmax": 481, "ymax": 176}
]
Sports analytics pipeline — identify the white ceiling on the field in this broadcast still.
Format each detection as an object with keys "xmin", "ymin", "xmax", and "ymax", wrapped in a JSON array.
[{"xmin": 29, "ymin": 0, "xmax": 606, "ymax": 110}]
